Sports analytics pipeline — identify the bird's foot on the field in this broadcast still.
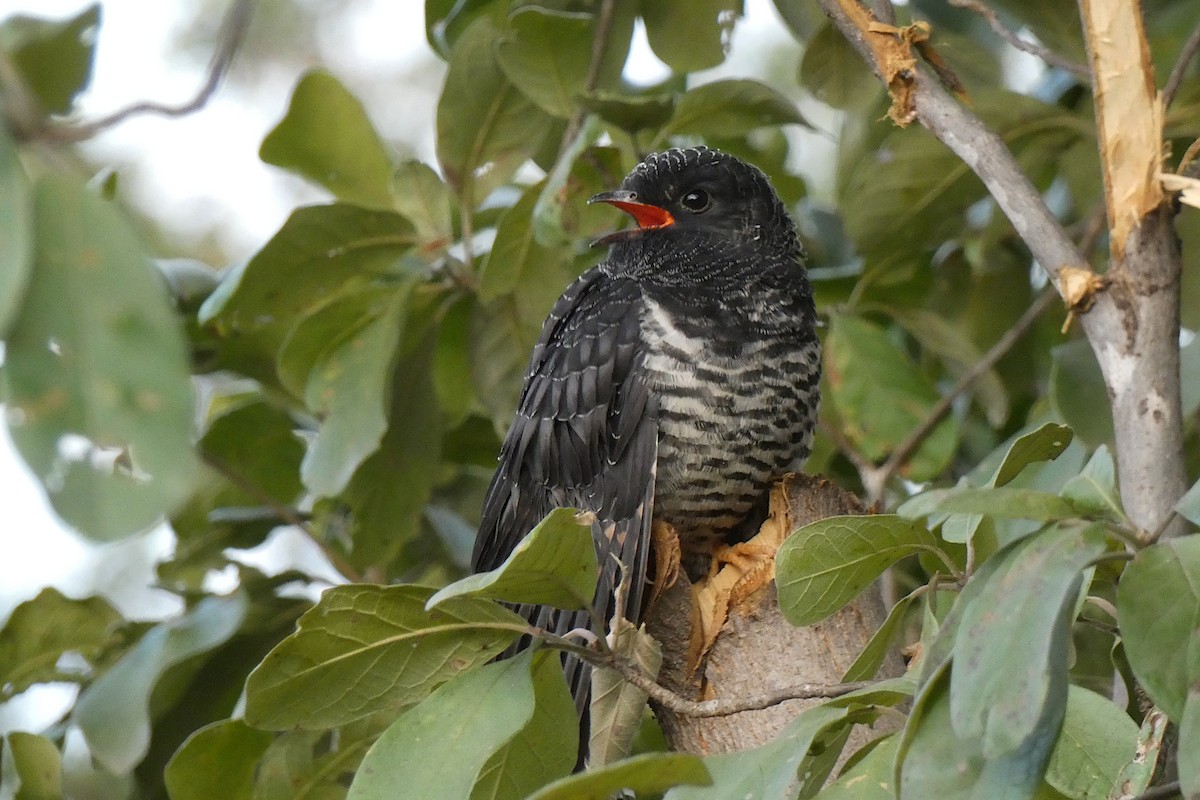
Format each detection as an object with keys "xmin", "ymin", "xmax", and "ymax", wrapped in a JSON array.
[{"xmin": 685, "ymin": 477, "xmax": 798, "ymax": 675}]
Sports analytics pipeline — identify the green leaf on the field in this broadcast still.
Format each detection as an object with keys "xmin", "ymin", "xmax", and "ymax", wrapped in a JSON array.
[
  {"xmin": 469, "ymin": 652, "xmax": 578, "ymax": 800},
  {"xmin": 0, "ymin": 124, "xmax": 33, "ymax": 338},
  {"xmin": 777, "ymin": 515, "xmax": 941, "ymax": 626},
  {"xmin": 951, "ymin": 525, "xmax": 1107, "ymax": 759},
  {"xmin": 495, "ymin": 7, "xmax": 592, "ymax": 118},
  {"xmin": 883, "ymin": 306, "xmax": 1008, "ymax": 427},
  {"xmin": 3, "ymin": 732, "xmax": 63, "ymax": 800},
  {"xmin": 200, "ymin": 204, "xmax": 418, "ymax": 380},
  {"xmin": 478, "ymin": 182, "xmax": 575, "ymax": 307},
  {"xmin": 73, "ymin": 593, "xmax": 247, "ymax": 773},
  {"xmin": 391, "ymin": 159, "xmax": 454, "ymax": 250},
  {"xmin": 436, "ymin": 14, "xmax": 554, "ymax": 201},
  {"xmin": 296, "ymin": 286, "xmax": 411, "ymax": 497},
  {"xmin": 5, "ymin": 174, "xmax": 197, "ymax": 540},
  {"xmin": 659, "ymin": 79, "xmax": 809, "ymax": 141},
  {"xmin": 579, "ymin": 90, "xmax": 676, "ymax": 135},
  {"xmin": 666, "ymin": 704, "xmax": 852, "ymax": 800},
  {"xmin": 0, "ymin": 588, "xmax": 121, "ymax": 697},
  {"xmin": 260, "ymin": 70, "xmax": 395, "ymax": 209},
  {"xmin": 347, "ymin": 652, "xmax": 536, "ymax": 800},
  {"xmin": 531, "ymin": 753, "xmax": 711, "ymax": 800},
  {"xmin": 825, "ymin": 314, "xmax": 958, "ymax": 480},
  {"xmin": 816, "ymin": 734, "xmax": 898, "ymax": 800},
  {"xmin": 798, "ymin": 20, "xmax": 880, "ymax": 110},
  {"xmin": 336, "ymin": 325, "xmax": 444, "ymax": 576},
  {"xmin": 1043, "ymin": 686, "xmax": 1138, "ymax": 800},
  {"xmin": 470, "ymin": 296, "xmax": 540, "ymax": 428},
  {"xmin": 198, "ymin": 399, "xmax": 303, "ymax": 506},
  {"xmin": 589, "ymin": 618, "xmax": 663, "ymax": 767},
  {"xmin": 245, "ymin": 585, "xmax": 524, "ymax": 730},
  {"xmin": 1174, "ymin": 473, "xmax": 1200, "ymax": 527},
  {"xmin": 1110, "ymin": 707, "xmax": 1167, "ymax": 799},
  {"xmin": 988, "ymin": 423, "xmax": 1075, "ymax": 489},
  {"xmin": 842, "ymin": 592, "xmax": 918, "ymax": 682},
  {"xmin": 1, "ymin": 4, "xmax": 98, "ymax": 114},
  {"xmin": 899, "ymin": 670, "xmax": 1055, "ymax": 800},
  {"xmin": 1049, "ymin": 339, "xmax": 1113, "ymax": 448},
  {"xmin": 429, "ymin": 507, "xmax": 597, "ymax": 611},
  {"xmin": 163, "ymin": 720, "xmax": 273, "ymax": 800},
  {"xmin": 1117, "ymin": 536, "xmax": 1200, "ymax": 720},
  {"xmin": 899, "ymin": 487, "xmax": 1082, "ymax": 522},
  {"xmin": 1060, "ymin": 445, "xmax": 1122, "ymax": 519},
  {"xmin": 641, "ymin": 0, "xmax": 742, "ymax": 73}
]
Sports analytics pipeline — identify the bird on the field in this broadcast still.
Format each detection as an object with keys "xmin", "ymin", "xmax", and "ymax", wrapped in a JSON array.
[{"xmin": 470, "ymin": 145, "xmax": 821, "ymax": 764}]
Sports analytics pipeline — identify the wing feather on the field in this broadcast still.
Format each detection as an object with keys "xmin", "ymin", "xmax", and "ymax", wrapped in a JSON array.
[{"xmin": 471, "ymin": 266, "xmax": 658, "ymax": 718}]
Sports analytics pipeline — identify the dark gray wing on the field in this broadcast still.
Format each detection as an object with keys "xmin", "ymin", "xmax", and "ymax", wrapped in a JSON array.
[{"xmin": 472, "ymin": 265, "xmax": 658, "ymax": 717}]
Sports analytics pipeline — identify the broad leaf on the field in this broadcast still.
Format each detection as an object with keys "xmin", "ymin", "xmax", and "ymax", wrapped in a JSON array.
[
  {"xmin": 245, "ymin": 585, "xmax": 524, "ymax": 730},
  {"xmin": 5, "ymin": 174, "xmax": 197, "ymax": 540},
  {"xmin": 1049, "ymin": 339, "xmax": 1113, "ymax": 448},
  {"xmin": 589, "ymin": 618, "xmax": 662, "ymax": 767},
  {"xmin": 260, "ymin": 69, "xmax": 394, "ymax": 209},
  {"xmin": 641, "ymin": 0, "xmax": 741, "ymax": 73},
  {"xmin": 798, "ymin": 20, "xmax": 880, "ymax": 110},
  {"xmin": 659, "ymin": 79, "xmax": 809, "ymax": 140},
  {"xmin": 777, "ymin": 515, "xmax": 941, "ymax": 626},
  {"xmin": 199, "ymin": 203, "xmax": 419, "ymax": 380},
  {"xmin": 530, "ymin": 753, "xmax": 711, "ymax": 800},
  {"xmin": 163, "ymin": 719, "xmax": 273, "ymax": 800},
  {"xmin": 495, "ymin": 7, "xmax": 592, "ymax": 118},
  {"xmin": 390, "ymin": 159, "xmax": 454, "ymax": 250},
  {"xmin": 436, "ymin": 15, "xmax": 553, "ymax": 202},
  {"xmin": 0, "ymin": 588, "xmax": 121, "ymax": 697},
  {"xmin": 951, "ymin": 525, "xmax": 1107, "ymax": 758},
  {"xmin": 198, "ymin": 399, "xmax": 304, "ymax": 506},
  {"xmin": 1043, "ymin": 686, "xmax": 1138, "ymax": 800},
  {"xmin": 295, "ymin": 286, "xmax": 411, "ymax": 497},
  {"xmin": 1, "ymin": 3, "xmax": 98, "ymax": 114},
  {"xmin": 73, "ymin": 593, "xmax": 248, "ymax": 773},
  {"xmin": 1060, "ymin": 445, "xmax": 1122, "ymax": 519},
  {"xmin": 1174, "ymin": 473, "xmax": 1200, "ymax": 527},
  {"xmin": 666, "ymin": 704, "xmax": 852, "ymax": 800},
  {"xmin": 0, "ymin": 124, "xmax": 32, "ymax": 337},
  {"xmin": 899, "ymin": 487, "xmax": 1081, "ymax": 522},
  {"xmin": 429, "ymin": 507, "xmax": 597, "ymax": 611},
  {"xmin": 469, "ymin": 652, "xmax": 578, "ymax": 800},
  {"xmin": 3, "ymin": 732, "xmax": 63, "ymax": 800},
  {"xmin": 816, "ymin": 734, "xmax": 898, "ymax": 799},
  {"xmin": 1117, "ymin": 536, "xmax": 1200, "ymax": 720},
  {"xmin": 825, "ymin": 314, "xmax": 958, "ymax": 480},
  {"xmin": 347, "ymin": 652, "xmax": 536, "ymax": 800}
]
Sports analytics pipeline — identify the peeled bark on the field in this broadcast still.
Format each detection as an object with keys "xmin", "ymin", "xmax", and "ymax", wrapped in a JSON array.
[{"xmin": 644, "ymin": 475, "xmax": 904, "ymax": 757}]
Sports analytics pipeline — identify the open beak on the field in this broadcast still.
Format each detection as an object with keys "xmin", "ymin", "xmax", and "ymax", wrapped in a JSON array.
[{"xmin": 588, "ymin": 189, "xmax": 674, "ymax": 246}]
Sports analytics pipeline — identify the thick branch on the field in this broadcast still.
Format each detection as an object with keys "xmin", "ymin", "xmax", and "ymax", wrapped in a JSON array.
[{"xmin": 818, "ymin": 0, "xmax": 1187, "ymax": 536}]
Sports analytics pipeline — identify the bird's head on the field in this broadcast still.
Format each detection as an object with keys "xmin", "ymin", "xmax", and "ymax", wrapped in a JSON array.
[{"xmin": 588, "ymin": 147, "xmax": 801, "ymax": 275}]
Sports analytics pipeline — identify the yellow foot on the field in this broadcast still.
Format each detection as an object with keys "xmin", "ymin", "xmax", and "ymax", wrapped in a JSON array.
[{"xmin": 685, "ymin": 477, "xmax": 798, "ymax": 676}]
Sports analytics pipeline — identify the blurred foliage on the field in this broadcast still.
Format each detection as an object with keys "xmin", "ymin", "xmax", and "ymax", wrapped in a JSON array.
[{"xmin": 0, "ymin": 0, "xmax": 1199, "ymax": 798}]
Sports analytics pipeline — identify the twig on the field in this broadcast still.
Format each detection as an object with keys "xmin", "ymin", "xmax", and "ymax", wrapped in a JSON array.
[
  {"xmin": 949, "ymin": 0, "xmax": 1090, "ymax": 80},
  {"xmin": 609, "ymin": 655, "xmax": 872, "ymax": 717},
  {"xmin": 37, "ymin": 0, "xmax": 253, "ymax": 144},
  {"xmin": 1130, "ymin": 782, "xmax": 1182, "ymax": 800},
  {"xmin": 865, "ymin": 289, "xmax": 1058, "ymax": 502},
  {"xmin": 1163, "ymin": 22, "xmax": 1200, "ymax": 110},
  {"xmin": 558, "ymin": 0, "xmax": 616, "ymax": 158},
  {"xmin": 201, "ymin": 451, "xmax": 364, "ymax": 583}
]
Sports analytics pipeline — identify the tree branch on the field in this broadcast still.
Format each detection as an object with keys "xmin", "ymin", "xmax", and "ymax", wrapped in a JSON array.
[
  {"xmin": 609, "ymin": 654, "xmax": 872, "ymax": 718},
  {"xmin": 558, "ymin": 0, "xmax": 616, "ymax": 158},
  {"xmin": 1163, "ymin": 21, "xmax": 1200, "ymax": 110},
  {"xmin": 33, "ymin": 0, "xmax": 252, "ymax": 144},
  {"xmin": 948, "ymin": 0, "xmax": 1090, "ymax": 80},
  {"xmin": 875, "ymin": 290, "xmax": 1058, "ymax": 492}
]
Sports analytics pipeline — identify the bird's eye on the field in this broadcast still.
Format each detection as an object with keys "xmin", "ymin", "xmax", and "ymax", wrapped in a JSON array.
[{"xmin": 680, "ymin": 189, "xmax": 711, "ymax": 213}]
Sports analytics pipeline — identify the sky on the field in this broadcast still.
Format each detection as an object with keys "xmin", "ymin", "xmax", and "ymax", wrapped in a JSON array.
[{"xmin": 0, "ymin": 0, "xmax": 815, "ymax": 623}]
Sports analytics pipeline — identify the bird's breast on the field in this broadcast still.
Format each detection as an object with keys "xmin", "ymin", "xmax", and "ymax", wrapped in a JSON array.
[{"xmin": 638, "ymin": 296, "xmax": 820, "ymax": 546}]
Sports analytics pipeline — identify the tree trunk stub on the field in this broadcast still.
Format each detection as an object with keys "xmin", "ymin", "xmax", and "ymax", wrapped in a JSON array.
[{"xmin": 645, "ymin": 474, "xmax": 905, "ymax": 757}]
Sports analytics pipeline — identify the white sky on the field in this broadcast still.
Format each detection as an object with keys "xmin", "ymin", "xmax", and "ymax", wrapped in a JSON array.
[{"xmin": 0, "ymin": 0, "xmax": 814, "ymax": 624}]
